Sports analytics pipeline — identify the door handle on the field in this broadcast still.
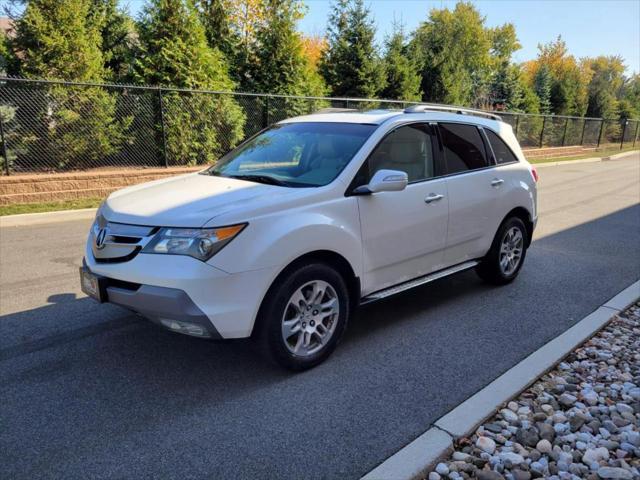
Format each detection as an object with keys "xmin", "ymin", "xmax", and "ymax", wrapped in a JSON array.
[
  {"xmin": 491, "ymin": 178, "xmax": 504, "ymax": 187},
  {"xmin": 424, "ymin": 193, "xmax": 444, "ymax": 204}
]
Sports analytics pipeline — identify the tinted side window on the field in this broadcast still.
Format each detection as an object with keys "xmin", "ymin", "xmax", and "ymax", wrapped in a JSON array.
[
  {"xmin": 439, "ymin": 123, "xmax": 488, "ymax": 174},
  {"xmin": 367, "ymin": 124, "xmax": 435, "ymax": 182},
  {"xmin": 486, "ymin": 129, "xmax": 519, "ymax": 164}
]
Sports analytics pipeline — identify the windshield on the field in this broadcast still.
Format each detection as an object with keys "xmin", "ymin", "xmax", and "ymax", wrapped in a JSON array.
[{"xmin": 205, "ymin": 122, "xmax": 377, "ymax": 187}]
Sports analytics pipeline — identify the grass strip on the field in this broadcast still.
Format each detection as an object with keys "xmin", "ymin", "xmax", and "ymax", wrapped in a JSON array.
[{"xmin": 0, "ymin": 197, "xmax": 102, "ymax": 216}]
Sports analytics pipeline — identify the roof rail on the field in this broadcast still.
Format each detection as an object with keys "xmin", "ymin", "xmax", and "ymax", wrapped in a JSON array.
[
  {"xmin": 313, "ymin": 107, "xmax": 360, "ymax": 114},
  {"xmin": 404, "ymin": 104, "xmax": 502, "ymax": 121}
]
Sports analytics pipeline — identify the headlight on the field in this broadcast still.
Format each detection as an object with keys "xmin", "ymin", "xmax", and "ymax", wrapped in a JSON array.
[{"xmin": 142, "ymin": 224, "xmax": 247, "ymax": 261}]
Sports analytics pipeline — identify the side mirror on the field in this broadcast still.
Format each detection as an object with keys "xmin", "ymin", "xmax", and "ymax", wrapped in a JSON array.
[{"xmin": 353, "ymin": 169, "xmax": 408, "ymax": 195}]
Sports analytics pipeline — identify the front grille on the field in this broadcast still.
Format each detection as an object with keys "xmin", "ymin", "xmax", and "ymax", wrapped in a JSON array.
[{"xmin": 92, "ymin": 216, "xmax": 157, "ymax": 263}]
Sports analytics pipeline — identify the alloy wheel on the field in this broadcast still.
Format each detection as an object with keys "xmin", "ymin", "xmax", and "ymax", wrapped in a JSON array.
[
  {"xmin": 499, "ymin": 226, "xmax": 524, "ymax": 275},
  {"xmin": 281, "ymin": 280, "xmax": 340, "ymax": 357}
]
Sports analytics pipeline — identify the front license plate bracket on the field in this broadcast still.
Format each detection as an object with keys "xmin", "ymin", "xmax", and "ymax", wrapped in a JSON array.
[{"xmin": 79, "ymin": 267, "xmax": 108, "ymax": 303}]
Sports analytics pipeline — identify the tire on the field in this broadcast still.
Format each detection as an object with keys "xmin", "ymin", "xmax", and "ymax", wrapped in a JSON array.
[
  {"xmin": 476, "ymin": 216, "xmax": 528, "ymax": 285},
  {"xmin": 255, "ymin": 263, "xmax": 350, "ymax": 371}
]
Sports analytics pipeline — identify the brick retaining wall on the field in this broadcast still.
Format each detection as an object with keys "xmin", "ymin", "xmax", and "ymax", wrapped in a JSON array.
[
  {"xmin": 521, "ymin": 145, "xmax": 596, "ymax": 159},
  {"xmin": 0, "ymin": 167, "xmax": 200, "ymax": 205}
]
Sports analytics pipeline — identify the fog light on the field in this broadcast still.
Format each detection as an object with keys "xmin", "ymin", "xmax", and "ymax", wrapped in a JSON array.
[{"xmin": 160, "ymin": 319, "xmax": 210, "ymax": 338}]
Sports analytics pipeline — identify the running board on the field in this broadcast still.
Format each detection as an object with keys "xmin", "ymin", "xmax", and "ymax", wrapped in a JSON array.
[{"xmin": 360, "ymin": 260, "xmax": 479, "ymax": 304}]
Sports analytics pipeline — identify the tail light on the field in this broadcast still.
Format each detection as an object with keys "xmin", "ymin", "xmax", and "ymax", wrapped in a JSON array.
[{"xmin": 530, "ymin": 166, "xmax": 539, "ymax": 183}]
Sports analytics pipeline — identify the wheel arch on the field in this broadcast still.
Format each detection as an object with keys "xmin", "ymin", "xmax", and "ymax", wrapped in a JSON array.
[
  {"xmin": 251, "ymin": 250, "xmax": 361, "ymax": 337},
  {"xmin": 503, "ymin": 206, "xmax": 534, "ymax": 247}
]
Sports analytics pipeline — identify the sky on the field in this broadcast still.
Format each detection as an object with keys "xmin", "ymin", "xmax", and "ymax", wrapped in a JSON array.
[{"xmin": 121, "ymin": 0, "xmax": 640, "ymax": 74}]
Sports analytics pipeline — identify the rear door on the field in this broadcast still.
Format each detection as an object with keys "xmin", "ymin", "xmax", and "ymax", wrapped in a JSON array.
[
  {"xmin": 355, "ymin": 123, "xmax": 449, "ymax": 294},
  {"xmin": 438, "ymin": 122, "xmax": 503, "ymax": 266}
]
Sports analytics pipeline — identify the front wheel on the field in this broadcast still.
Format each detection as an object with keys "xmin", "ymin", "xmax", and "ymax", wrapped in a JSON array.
[
  {"xmin": 256, "ymin": 263, "xmax": 350, "ymax": 371},
  {"xmin": 476, "ymin": 216, "xmax": 528, "ymax": 285}
]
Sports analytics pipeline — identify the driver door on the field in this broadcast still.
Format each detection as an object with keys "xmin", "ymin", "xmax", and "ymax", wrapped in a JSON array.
[{"xmin": 354, "ymin": 123, "xmax": 449, "ymax": 295}]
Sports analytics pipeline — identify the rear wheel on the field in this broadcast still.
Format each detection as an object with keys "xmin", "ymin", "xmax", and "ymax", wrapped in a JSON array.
[
  {"xmin": 256, "ymin": 263, "xmax": 350, "ymax": 371},
  {"xmin": 476, "ymin": 216, "xmax": 528, "ymax": 285}
]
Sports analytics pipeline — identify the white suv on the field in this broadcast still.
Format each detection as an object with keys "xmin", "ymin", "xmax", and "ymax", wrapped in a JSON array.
[{"xmin": 81, "ymin": 105, "xmax": 538, "ymax": 370}]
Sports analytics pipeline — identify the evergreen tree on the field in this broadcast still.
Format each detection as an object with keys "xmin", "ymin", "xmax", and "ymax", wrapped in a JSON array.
[
  {"xmin": 135, "ymin": 0, "xmax": 235, "ymax": 90},
  {"xmin": 584, "ymin": 56, "xmax": 628, "ymax": 142},
  {"xmin": 319, "ymin": 0, "xmax": 385, "ymax": 98},
  {"xmin": 489, "ymin": 65, "xmax": 521, "ymax": 110},
  {"xmin": 14, "ymin": 0, "xmax": 105, "ymax": 81},
  {"xmin": 380, "ymin": 24, "xmax": 421, "ymax": 101},
  {"xmin": 410, "ymin": 2, "xmax": 492, "ymax": 106},
  {"xmin": 245, "ymin": 0, "xmax": 304, "ymax": 95},
  {"xmin": 488, "ymin": 64, "xmax": 540, "ymax": 115},
  {"xmin": 196, "ymin": 0, "xmax": 240, "ymax": 73},
  {"xmin": 248, "ymin": 0, "xmax": 326, "ymax": 99},
  {"xmin": 10, "ymin": 0, "xmax": 129, "ymax": 170},
  {"xmin": 201, "ymin": 0, "xmax": 268, "ymax": 90},
  {"xmin": 619, "ymin": 74, "xmax": 640, "ymax": 120},
  {"xmin": 0, "ymin": 32, "xmax": 11, "ymax": 76},
  {"xmin": 487, "ymin": 23, "xmax": 522, "ymax": 109},
  {"xmin": 135, "ymin": 0, "xmax": 245, "ymax": 166},
  {"xmin": 585, "ymin": 56, "xmax": 625, "ymax": 119},
  {"xmin": 534, "ymin": 65, "xmax": 552, "ymax": 114},
  {"xmin": 520, "ymin": 81, "xmax": 542, "ymax": 114},
  {"xmin": 0, "ymin": 32, "xmax": 19, "ymax": 172},
  {"xmin": 92, "ymin": 0, "xmax": 137, "ymax": 82}
]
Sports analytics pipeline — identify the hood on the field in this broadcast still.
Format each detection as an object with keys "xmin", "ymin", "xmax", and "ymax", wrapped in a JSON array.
[{"xmin": 102, "ymin": 172, "xmax": 288, "ymax": 227}]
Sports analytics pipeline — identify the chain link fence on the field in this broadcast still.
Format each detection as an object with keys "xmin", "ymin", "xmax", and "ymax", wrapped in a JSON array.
[{"xmin": 0, "ymin": 77, "xmax": 638, "ymax": 175}]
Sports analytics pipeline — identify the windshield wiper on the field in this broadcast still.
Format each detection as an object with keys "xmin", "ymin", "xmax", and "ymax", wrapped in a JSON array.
[{"xmin": 227, "ymin": 174, "xmax": 290, "ymax": 187}]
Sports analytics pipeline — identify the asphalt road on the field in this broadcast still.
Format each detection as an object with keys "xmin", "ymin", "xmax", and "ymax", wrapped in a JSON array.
[{"xmin": 1, "ymin": 155, "xmax": 639, "ymax": 479}]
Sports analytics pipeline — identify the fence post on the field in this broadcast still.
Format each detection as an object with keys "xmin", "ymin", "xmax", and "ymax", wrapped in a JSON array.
[
  {"xmin": 157, "ymin": 87, "xmax": 169, "ymax": 167},
  {"xmin": 539, "ymin": 116, "xmax": 547, "ymax": 148},
  {"xmin": 262, "ymin": 96, "xmax": 270, "ymax": 128},
  {"xmin": 596, "ymin": 120, "xmax": 605, "ymax": 148},
  {"xmin": 619, "ymin": 120, "xmax": 627, "ymax": 150},
  {"xmin": 634, "ymin": 121, "xmax": 639, "ymax": 148},
  {"xmin": 514, "ymin": 115, "xmax": 520, "ymax": 137},
  {"xmin": 0, "ymin": 114, "xmax": 9, "ymax": 175},
  {"xmin": 579, "ymin": 119, "xmax": 587, "ymax": 146},
  {"xmin": 561, "ymin": 118, "xmax": 569, "ymax": 146}
]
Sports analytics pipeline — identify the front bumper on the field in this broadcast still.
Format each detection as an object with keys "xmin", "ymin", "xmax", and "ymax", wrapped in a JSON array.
[
  {"xmin": 84, "ymin": 240, "xmax": 278, "ymax": 339},
  {"xmin": 82, "ymin": 263, "xmax": 222, "ymax": 338}
]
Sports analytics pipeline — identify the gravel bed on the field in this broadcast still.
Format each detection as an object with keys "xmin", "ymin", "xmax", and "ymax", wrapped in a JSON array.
[{"xmin": 429, "ymin": 302, "xmax": 640, "ymax": 480}]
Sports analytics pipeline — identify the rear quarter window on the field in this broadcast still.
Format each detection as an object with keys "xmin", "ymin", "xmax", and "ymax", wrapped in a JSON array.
[{"xmin": 486, "ymin": 129, "xmax": 519, "ymax": 165}]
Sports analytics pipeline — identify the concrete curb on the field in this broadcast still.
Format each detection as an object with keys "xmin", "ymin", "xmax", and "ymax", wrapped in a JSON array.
[
  {"xmin": 607, "ymin": 150, "xmax": 639, "ymax": 160},
  {"xmin": 534, "ymin": 149, "xmax": 638, "ymax": 168},
  {"xmin": 0, "ymin": 207, "xmax": 97, "ymax": 227},
  {"xmin": 361, "ymin": 279, "xmax": 640, "ymax": 480}
]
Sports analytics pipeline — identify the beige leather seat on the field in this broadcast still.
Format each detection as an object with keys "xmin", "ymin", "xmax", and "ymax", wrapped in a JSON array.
[
  {"xmin": 312, "ymin": 136, "xmax": 344, "ymax": 172},
  {"xmin": 369, "ymin": 127, "xmax": 432, "ymax": 182}
]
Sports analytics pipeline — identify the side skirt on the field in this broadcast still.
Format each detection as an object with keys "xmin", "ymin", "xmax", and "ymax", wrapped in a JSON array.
[{"xmin": 360, "ymin": 260, "xmax": 480, "ymax": 305}]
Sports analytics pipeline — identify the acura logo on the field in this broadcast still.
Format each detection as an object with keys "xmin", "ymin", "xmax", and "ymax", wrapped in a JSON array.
[{"xmin": 95, "ymin": 228, "xmax": 108, "ymax": 249}]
